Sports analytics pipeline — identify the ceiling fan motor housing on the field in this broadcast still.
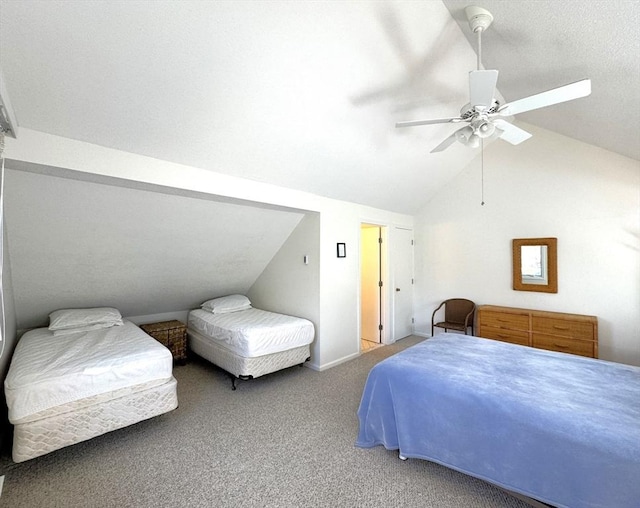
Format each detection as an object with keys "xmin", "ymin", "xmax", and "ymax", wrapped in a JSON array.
[{"xmin": 465, "ymin": 6, "xmax": 494, "ymax": 33}]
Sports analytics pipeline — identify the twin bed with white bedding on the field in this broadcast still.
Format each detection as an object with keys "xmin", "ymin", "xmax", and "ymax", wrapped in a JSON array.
[
  {"xmin": 4, "ymin": 308, "xmax": 178, "ymax": 463},
  {"xmin": 4, "ymin": 297, "xmax": 311, "ymax": 462},
  {"xmin": 187, "ymin": 295, "xmax": 314, "ymax": 389}
]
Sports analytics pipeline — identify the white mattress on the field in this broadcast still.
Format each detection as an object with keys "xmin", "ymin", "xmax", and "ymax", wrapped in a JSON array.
[
  {"xmin": 4, "ymin": 320, "xmax": 174, "ymax": 423},
  {"xmin": 188, "ymin": 308, "xmax": 314, "ymax": 357}
]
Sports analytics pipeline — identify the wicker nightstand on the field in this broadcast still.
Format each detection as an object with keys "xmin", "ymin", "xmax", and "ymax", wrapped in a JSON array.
[{"xmin": 140, "ymin": 320, "xmax": 187, "ymax": 364}]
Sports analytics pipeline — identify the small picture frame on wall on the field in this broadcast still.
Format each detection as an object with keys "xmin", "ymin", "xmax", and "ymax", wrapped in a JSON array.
[{"xmin": 337, "ymin": 243, "xmax": 346, "ymax": 258}]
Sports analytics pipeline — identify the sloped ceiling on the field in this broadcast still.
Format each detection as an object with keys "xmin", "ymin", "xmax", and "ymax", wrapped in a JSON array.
[
  {"xmin": 4, "ymin": 168, "xmax": 305, "ymax": 329},
  {"xmin": 0, "ymin": 0, "xmax": 505, "ymax": 215},
  {"xmin": 0, "ymin": 1, "xmax": 638, "ymax": 216}
]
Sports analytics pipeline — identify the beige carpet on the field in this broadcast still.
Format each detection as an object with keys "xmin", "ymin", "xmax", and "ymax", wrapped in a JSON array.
[{"xmin": 0, "ymin": 336, "xmax": 530, "ymax": 507}]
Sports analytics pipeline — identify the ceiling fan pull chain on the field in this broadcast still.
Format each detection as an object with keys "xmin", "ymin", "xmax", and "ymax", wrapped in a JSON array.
[
  {"xmin": 481, "ymin": 138, "xmax": 485, "ymax": 206},
  {"xmin": 477, "ymin": 29, "xmax": 482, "ymax": 71}
]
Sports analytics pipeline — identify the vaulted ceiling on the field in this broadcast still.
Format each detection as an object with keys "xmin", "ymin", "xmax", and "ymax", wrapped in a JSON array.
[{"xmin": 1, "ymin": 1, "xmax": 638, "ymax": 215}]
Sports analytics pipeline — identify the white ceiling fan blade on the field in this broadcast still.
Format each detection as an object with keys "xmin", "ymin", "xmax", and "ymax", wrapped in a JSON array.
[
  {"xmin": 396, "ymin": 117, "xmax": 463, "ymax": 128},
  {"xmin": 493, "ymin": 119, "xmax": 532, "ymax": 145},
  {"xmin": 498, "ymin": 79, "xmax": 591, "ymax": 117},
  {"xmin": 430, "ymin": 127, "xmax": 468, "ymax": 153},
  {"xmin": 469, "ymin": 70, "xmax": 498, "ymax": 109}
]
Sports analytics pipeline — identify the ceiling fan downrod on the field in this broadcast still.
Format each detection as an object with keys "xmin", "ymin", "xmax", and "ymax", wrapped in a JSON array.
[{"xmin": 465, "ymin": 5, "xmax": 494, "ymax": 71}]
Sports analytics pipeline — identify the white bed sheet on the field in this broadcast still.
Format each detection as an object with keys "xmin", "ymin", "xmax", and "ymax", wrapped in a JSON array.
[
  {"xmin": 4, "ymin": 320, "xmax": 173, "ymax": 423},
  {"xmin": 188, "ymin": 308, "xmax": 314, "ymax": 357}
]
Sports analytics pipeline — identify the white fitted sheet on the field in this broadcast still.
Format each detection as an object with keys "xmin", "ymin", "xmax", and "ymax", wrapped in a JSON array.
[
  {"xmin": 4, "ymin": 321, "xmax": 174, "ymax": 423},
  {"xmin": 188, "ymin": 308, "xmax": 314, "ymax": 357}
]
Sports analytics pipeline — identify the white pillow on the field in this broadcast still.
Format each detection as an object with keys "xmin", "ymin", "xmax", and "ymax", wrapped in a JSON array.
[
  {"xmin": 49, "ymin": 307, "xmax": 124, "ymax": 331},
  {"xmin": 201, "ymin": 295, "xmax": 252, "ymax": 314}
]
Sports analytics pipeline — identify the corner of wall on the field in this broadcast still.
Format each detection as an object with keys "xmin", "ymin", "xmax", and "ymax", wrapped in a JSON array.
[
  {"xmin": 0, "ymin": 222, "xmax": 18, "ymax": 451},
  {"xmin": 247, "ymin": 213, "xmax": 321, "ymax": 363}
]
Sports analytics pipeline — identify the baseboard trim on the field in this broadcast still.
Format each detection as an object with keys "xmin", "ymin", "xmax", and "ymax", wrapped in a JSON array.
[{"xmin": 306, "ymin": 352, "xmax": 361, "ymax": 372}]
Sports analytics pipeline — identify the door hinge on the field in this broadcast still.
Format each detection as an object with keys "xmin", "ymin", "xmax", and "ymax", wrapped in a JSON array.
[
  {"xmin": 411, "ymin": 278, "xmax": 414, "ymax": 284},
  {"xmin": 378, "ymin": 237, "xmax": 383, "ymax": 244},
  {"xmin": 378, "ymin": 324, "xmax": 383, "ymax": 331},
  {"xmin": 378, "ymin": 280, "xmax": 383, "ymax": 287},
  {"xmin": 411, "ymin": 318, "xmax": 415, "ymax": 324},
  {"xmin": 411, "ymin": 239, "xmax": 414, "ymax": 246}
]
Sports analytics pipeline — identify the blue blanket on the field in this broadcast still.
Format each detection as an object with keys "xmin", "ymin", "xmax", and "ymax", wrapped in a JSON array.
[{"xmin": 356, "ymin": 334, "xmax": 640, "ymax": 508}]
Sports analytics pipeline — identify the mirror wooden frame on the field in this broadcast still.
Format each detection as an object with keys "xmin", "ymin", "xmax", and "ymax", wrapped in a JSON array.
[{"xmin": 512, "ymin": 238, "xmax": 558, "ymax": 293}]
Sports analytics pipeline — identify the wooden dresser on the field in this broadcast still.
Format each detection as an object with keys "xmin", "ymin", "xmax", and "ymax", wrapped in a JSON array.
[{"xmin": 476, "ymin": 305, "xmax": 598, "ymax": 358}]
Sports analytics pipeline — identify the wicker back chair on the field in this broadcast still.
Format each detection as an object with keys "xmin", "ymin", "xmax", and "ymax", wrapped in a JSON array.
[{"xmin": 431, "ymin": 298, "xmax": 476, "ymax": 336}]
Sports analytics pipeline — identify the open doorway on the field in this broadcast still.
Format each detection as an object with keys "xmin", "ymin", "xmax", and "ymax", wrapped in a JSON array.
[{"xmin": 360, "ymin": 224, "xmax": 386, "ymax": 353}]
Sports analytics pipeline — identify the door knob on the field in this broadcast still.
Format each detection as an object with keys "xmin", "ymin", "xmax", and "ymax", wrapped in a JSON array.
[{"xmin": 396, "ymin": 288, "xmax": 401, "ymax": 292}]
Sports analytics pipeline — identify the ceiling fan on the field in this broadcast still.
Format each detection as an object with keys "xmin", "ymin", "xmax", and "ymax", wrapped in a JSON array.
[{"xmin": 396, "ymin": 6, "xmax": 591, "ymax": 153}]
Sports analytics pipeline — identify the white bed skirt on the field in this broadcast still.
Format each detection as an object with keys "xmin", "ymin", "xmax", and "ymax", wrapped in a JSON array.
[
  {"xmin": 12, "ymin": 376, "xmax": 178, "ymax": 463},
  {"xmin": 188, "ymin": 328, "xmax": 310, "ymax": 379}
]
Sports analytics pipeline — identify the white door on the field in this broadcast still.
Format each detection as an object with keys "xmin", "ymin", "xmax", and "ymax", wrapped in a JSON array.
[
  {"xmin": 360, "ymin": 226, "xmax": 381, "ymax": 343},
  {"xmin": 392, "ymin": 227, "xmax": 414, "ymax": 340}
]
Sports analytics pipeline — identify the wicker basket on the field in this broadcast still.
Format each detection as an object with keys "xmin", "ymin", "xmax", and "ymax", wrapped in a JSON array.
[{"xmin": 140, "ymin": 320, "xmax": 187, "ymax": 363}]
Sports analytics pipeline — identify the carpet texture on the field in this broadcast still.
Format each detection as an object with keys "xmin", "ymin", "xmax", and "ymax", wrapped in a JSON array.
[{"xmin": 0, "ymin": 336, "xmax": 529, "ymax": 507}]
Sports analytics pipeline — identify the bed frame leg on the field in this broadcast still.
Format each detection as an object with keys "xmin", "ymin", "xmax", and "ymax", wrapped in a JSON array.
[
  {"xmin": 299, "ymin": 356, "xmax": 311, "ymax": 367},
  {"xmin": 229, "ymin": 374, "xmax": 253, "ymax": 390}
]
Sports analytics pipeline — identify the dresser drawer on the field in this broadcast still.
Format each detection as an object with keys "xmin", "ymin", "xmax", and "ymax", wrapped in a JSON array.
[
  {"xmin": 479, "ymin": 311, "xmax": 529, "ymax": 331},
  {"xmin": 477, "ymin": 305, "xmax": 598, "ymax": 358},
  {"xmin": 481, "ymin": 327, "xmax": 530, "ymax": 347},
  {"xmin": 532, "ymin": 334, "xmax": 595, "ymax": 358},
  {"xmin": 532, "ymin": 316, "xmax": 595, "ymax": 340}
]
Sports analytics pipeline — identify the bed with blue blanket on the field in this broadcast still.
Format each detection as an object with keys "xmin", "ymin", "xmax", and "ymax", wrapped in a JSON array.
[{"xmin": 356, "ymin": 333, "xmax": 640, "ymax": 508}]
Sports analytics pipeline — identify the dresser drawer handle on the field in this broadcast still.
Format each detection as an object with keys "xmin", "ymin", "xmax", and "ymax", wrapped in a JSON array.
[
  {"xmin": 553, "ymin": 325, "xmax": 570, "ymax": 330},
  {"xmin": 554, "ymin": 343, "xmax": 570, "ymax": 349}
]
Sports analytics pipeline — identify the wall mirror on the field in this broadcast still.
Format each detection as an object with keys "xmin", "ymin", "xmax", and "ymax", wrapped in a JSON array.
[{"xmin": 512, "ymin": 238, "xmax": 557, "ymax": 293}]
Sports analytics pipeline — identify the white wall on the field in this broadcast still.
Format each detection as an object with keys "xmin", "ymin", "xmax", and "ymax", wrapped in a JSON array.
[
  {"xmin": 4, "ymin": 167, "xmax": 305, "ymax": 330},
  {"xmin": 0, "ymin": 225, "xmax": 17, "ymax": 376},
  {"xmin": 315, "ymin": 205, "xmax": 415, "ymax": 368},
  {"xmin": 0, "ymin": 215, "xmax": 17, "ymax": 449},
  {"xmin": 414, "ymin": 122, "xmax": 640, "ymax": 366},
  {"xmin": 4, "ymin": 129, "xmax": 414, "ymax": 370},
  {"xmin": 248, "ymin": 213, "xmax": 321, "ymax": 366}
]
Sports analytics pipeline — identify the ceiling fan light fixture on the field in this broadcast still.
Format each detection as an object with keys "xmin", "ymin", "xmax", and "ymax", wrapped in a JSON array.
[
  {"xmin": 454, "ymin": 126, "xmax": 481, "ymax": 148},
  {"xmin": 455, "ymin": 126, "xmax": 474, "ymax": 143},
  {"xmin": 475, "ymin": 120, "xmax": 495, "ymax": 138}
]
